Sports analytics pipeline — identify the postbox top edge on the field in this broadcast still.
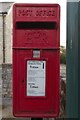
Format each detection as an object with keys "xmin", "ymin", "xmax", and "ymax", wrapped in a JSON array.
[{"xmin": 13, "ymin": 3, "xmax": 60, "ymax": 8}]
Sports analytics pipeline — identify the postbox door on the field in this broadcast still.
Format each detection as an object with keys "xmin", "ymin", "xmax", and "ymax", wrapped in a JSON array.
[{"xmin": 13, "ymin": 49, "xmax": 59, "ymax": 117}]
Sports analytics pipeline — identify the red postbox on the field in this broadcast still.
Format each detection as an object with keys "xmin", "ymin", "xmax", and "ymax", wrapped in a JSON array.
[{"xmin": 13, "ymin": 4, "xmax": 60, "ymax": 117}]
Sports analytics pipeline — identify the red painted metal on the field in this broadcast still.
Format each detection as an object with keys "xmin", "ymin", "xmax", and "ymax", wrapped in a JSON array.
[{"xmin": 13, "ymin": 3, "xmax": 60, "ymax": 118}]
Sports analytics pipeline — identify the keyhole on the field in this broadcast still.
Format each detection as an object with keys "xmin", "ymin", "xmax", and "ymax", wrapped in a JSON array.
[{"xmin": 22, "ymin": 80, "xmax": 24, "ymax": 83}]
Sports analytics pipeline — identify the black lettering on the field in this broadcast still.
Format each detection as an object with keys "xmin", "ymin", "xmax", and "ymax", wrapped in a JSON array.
[
  {"xmin": 43, "ymin": 63, "xmax": 44, "ymax": 69},
  {"xmin": 32, "ymin": 86, "xmax": 38, "ymax": 88},
  {"xmin": 30, "ymin": 65, "xmax": 38, "ymax": 68}
]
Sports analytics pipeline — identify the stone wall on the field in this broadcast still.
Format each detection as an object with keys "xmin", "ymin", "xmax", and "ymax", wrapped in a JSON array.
[
  {"xmin": 2, "ymin": 64, "xmax": 12, "ymax": 105},
  {"xmin": 0, "ymin": 65, "xmax": 2, "ymax": 104}
]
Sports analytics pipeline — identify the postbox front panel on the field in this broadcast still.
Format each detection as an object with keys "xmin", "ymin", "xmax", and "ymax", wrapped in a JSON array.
[{"xmin": 13, "ymin": 4, "xmax": 60, "ymax": 117}]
